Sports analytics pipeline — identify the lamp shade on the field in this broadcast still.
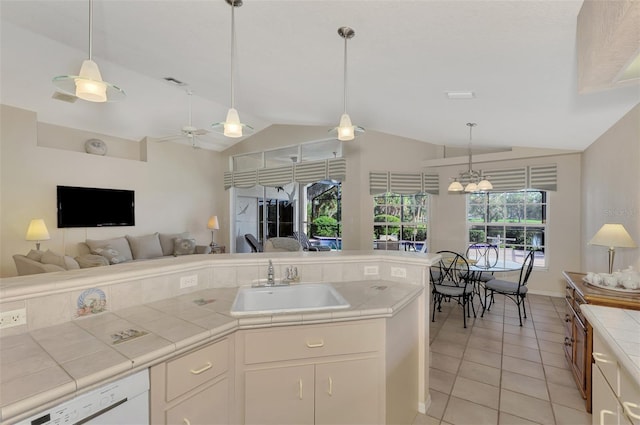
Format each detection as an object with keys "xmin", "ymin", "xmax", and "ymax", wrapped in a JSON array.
[
  {"xmin": 337, "ymin": 113, "xmax": 355, "ymax": 141},
  {"xmin": 207, "ymin": 216, "xmax": 220, "ymax": 230},
  {"xmin": 588, "ymin": 224, "xmax": 637, "ymax": 248},
  {"xmin": 223, "ymin": 108, "xmax": 243, "ymax": 138},
  {"xmin": 477, "ymin": 179, "xmax": 493, "ymax": 191},
  {"xmin": 448, "ymin": 180, "xmax": 464, "ymax": 192},
  {"xmin": 25, "ymin": 219, "xmax": 50, "ymax": 241}
]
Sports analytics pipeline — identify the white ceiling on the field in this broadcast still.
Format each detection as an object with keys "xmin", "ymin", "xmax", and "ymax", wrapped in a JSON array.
[{"xmin": 1, "ymin": 0, "xmax": 639, "ymax": 152}]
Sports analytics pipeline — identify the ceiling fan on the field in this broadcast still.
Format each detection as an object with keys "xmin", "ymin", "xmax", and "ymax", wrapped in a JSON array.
[{"xmin": 154, "ymin": 89, "xmax": 211, "ymax": 149}]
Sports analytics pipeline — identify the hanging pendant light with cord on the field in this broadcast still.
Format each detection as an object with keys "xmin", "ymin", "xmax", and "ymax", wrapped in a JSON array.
[
  {"xmin": 447, "ymin": 123, "xmax": 493, "ymax": 193},
  {"xmin": 212, "ymin": 0, "xmax": 253, "ymax": 138},
  {"xmin": 52, "ymin": 0, "xmax": 125, "ymax": 103},
  {"xmin": 331, "ymin": 26, "xmax": 364, "ymax": 141}
]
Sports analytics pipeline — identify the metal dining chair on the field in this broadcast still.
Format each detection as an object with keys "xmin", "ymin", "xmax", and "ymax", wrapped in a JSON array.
[
  {"xmin": 481, "ymin": 250, "xmax": 535, "ymax": 326},
  {"xmin": 431, "ymin": 250, "xmax": 475, "ymax": 328}
]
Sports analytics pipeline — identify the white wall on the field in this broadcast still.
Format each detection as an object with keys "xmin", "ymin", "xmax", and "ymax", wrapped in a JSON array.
[
  {"xmin": 582, "ymin": 104, "xmax": 640, "ymax": 273},
  {"xmin": 0, "ymin": 105, "xmax": 226, "ymax": 277}
]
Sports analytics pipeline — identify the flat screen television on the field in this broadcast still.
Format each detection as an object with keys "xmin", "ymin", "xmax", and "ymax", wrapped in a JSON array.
[{"xmin": 57, "ymin": 185, "xmax": 135, "ymax": 228}]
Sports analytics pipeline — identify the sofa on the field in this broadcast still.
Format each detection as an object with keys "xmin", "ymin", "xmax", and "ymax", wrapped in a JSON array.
[{"xmin": 14, "ymin": 232, "xmax": 211, "ymax": 276}]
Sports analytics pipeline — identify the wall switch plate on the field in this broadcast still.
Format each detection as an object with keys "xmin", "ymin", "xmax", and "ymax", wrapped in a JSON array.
[
  {"xmin": 364, "ymin": 266, "xmax": 379, "ymax": 276},
  {"xmin": 391, "ymin": 267, "xmax": 407, "ymax": 278},
  {"xmin": 180, "ymin": 275, "xmax": 198, "ymax": 289},
  {"xmin": 0, "ymin": 308, "xmax": 27, "ymax": 329}
]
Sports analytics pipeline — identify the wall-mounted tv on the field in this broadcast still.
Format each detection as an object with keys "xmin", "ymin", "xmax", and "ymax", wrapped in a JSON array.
[{"xmin": 57, "ymin": 185, "xmax": 135, "ymax": 228}]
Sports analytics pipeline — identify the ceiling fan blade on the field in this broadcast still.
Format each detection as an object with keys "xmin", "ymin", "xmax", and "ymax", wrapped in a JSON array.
[
  {"xmin": 153, "ymin": 134, "xmax": 183, "ymax": 142},
  {"xmin": 193, "ymin": 128, "xmax": 210, "ymax": 136}
]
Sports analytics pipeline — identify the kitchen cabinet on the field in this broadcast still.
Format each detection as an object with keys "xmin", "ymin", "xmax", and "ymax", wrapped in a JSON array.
[
  {"xmin": 591, "ymin": 328, "xmax": 640, "ymax": 425},
  {"xmin": 150, "ymin": 336, "xmax": 234, "ymax": 425},
  {"xmin": 237, "ymin": 319, "xmax": 386, "ymax": 425},
  {"xmin": 562, "ymin": 271, "xmax": 640, "ymax": 413}
]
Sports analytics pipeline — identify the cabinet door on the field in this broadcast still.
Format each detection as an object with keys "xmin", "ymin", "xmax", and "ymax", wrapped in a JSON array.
[
  {"xmin": 244, "ymin": 365, "xmax": 314, "ymax": 425},
  {"xmin": 315, "ymin": 358, "xmax": 381, "ymax": 425},
  {"xmin": 573, "ymin": 316, "xmax": 588, "ymax": 394},
  {"xmin": 166, "ymin": 378, "xmax": 229, "ymax": 425},
  {"xmin": 592, "ymin": 366, "xmax": 620, "ymax": 425}
]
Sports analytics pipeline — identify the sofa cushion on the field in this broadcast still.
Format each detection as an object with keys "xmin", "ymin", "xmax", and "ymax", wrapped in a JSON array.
[
  {"xmin": 40, "ymin": 250, "xmax": 66, "ymax": 268},
  {"xmin": 75, "ymin": 254, "xmax": 110, "ymax": 268},
  {"xmin": 159, "ymin": 232, "xmax": 190, "ymax": 257},
  {"xmin": 173, "ymin": 238, "xmax": 197, "ymax": 256},
  {"xmin": 92, "ymin": 245, "xmax": 127, "ymax": 264},
  {"xmin": 126, "ymin": 233, "xmax": 163, "ymax": 260},
  {"xmin": 26, "ymin": 249, "xmax": 43, "ymax": 262},
  {"xmin": 86, "ymin": 237, "xmax": 133, "ymax": 261}
]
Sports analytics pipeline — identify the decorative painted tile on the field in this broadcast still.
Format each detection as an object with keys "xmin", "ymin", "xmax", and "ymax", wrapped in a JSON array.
[{"xmin": 76, "ymin": 288, "xmax": 107, "ymax": 317}]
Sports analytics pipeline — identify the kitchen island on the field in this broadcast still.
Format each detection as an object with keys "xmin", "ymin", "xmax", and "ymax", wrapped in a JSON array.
[{"xmin": 0, "ymin": 250, "xmax": 439, "ymax": 424}]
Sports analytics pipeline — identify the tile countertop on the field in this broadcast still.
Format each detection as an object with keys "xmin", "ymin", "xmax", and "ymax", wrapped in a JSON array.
[
  {"xmin": 580, "ymin": 304, "xmax": 640, "ymax": 386},
  {"xmin": 0, "ymin": 280, "xmax": 423, "ymax": 424}
]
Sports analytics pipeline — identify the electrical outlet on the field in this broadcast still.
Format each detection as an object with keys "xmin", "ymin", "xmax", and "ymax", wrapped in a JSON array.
[
  {"xmin": 0, "ymin": 308, "xmax": 27, "ymax": 329},
  {"xmin": 364, "ymin": 266, "xmax": 379, "ymax": 276},
  {"xmin": 180, "ymin": 275, "xmax": 198, "ymax": 289},
  {"xmin": 391, "ymin": 267, "xmax": 407, "ymax": 278}
]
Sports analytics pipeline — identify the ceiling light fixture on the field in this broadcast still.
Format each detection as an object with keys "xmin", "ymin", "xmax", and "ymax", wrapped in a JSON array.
[
  {"xmin": 52, "ymin": 0, "xmax": 125, "ymax": 103},
  {"xmin": 448, "ymin": 123, "xmax": 493, "ymax": 193},
  {"xmin": 212, "ymin": 0, "xmax": 253, "ymax": 138},
  {"xmin": 332, "ymin": 26, "xmax": 364, "ymax": 141}
]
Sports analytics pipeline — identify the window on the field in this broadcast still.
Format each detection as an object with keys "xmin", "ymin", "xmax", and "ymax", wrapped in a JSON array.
[
  {"xmin": 468, "ymin": 191, "xmax": 547, "ymax": 267},
  {"xmin": 373, "ymin": 193, "xmax": 429, "ymax": 251}
]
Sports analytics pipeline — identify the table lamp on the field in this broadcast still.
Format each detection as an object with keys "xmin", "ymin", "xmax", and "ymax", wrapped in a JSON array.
[
  {"xmin": 207, "ymin": 215, "xmax": 220, "ymax": 249},
  {"xmin": 588, "ymin": 223, "xmax": 637, "ymax": 273},
  {"xmin": 26, "ymin": 218, "xmax": 51, "ymax": 250}
]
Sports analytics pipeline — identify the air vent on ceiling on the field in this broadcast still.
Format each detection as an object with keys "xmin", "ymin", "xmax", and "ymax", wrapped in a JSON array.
[
  {"xmin": 163, "ymin": 77, "xmax": 187, "ymax": 86},
  {"xmin": 52, "ymin": 91, "xmax": 78, "ymax": 103},
  {"xmin": 446, "ymin": 91, "xmax": 475, "ymax": 100}
]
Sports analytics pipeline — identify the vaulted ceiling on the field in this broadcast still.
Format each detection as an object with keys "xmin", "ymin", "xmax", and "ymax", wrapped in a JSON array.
[{"xmin": 1, "ymin": 0, "xmax": 638, "ymax": 152}]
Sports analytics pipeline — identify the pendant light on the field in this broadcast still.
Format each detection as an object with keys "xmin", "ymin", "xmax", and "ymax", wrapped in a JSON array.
[
  {"xmin": 212, "ymin": 0, "xmax": 253, "ymax": 138},
  {"xmin": 448, "ymin": 123, "xmax": 493, "ymax": 193},
  {"xmin": 332, "ymin": 26, "xmax": 364, "ymax": 141},
  {"xmin": 52, "ymin": 0, "xmax": 125, "ymax": 103}
]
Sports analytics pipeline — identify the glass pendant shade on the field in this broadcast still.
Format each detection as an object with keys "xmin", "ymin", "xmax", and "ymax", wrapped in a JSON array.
[
  {"xmin": 477, "ymin": 179, "xmax": 493, "ymax": 191},
  {"xmin": 52, "ymin": 0, "xmax": 125, "ymax": 102},
  {"xmin": 464, "ymin": 182, "xmax": 478, "ymax": 192},
  {"xmin": 223, "ymin": 108, "xmax": 243, "ymax": 138},
  {"xmin": 337, "ymin": 113, "xmax": 355, "ymax": 141},
  {"xmin": 448, "ymin": 180, "xmax": 464, "ymax": 191}
]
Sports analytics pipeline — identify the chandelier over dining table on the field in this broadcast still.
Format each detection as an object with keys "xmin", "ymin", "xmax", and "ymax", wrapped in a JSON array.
[{"xmin": 448, "ymin": 123, "xmax": 493, "ymax": 193}]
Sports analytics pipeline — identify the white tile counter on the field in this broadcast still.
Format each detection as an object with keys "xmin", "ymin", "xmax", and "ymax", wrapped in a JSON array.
[{"xmin": 580, "ymin": 304, "xmax": 640, "ymax": 386}]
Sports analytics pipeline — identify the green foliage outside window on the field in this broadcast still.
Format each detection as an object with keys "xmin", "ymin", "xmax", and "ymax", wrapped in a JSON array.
[{"xmin": 311, "ymin": 215, "xmax": 338, "ymax": 237}]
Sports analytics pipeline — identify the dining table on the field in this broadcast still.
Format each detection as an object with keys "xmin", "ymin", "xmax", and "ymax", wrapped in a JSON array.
[{"xmin": 468, "ymin": 259, "xmax": 523, "ymax": 310}]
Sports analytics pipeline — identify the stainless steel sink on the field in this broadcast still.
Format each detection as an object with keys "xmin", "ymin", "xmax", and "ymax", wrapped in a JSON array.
[{"xmin": 230, "ymin": 283, "xmax": 350, "ymax": 316}]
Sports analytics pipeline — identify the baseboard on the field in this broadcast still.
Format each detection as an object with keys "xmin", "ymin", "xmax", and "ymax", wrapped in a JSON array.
[
  {"xmin": 528, "ymin": 289, "xmax": 564, "ymax": 298},
  {"xmin": 418, "ymin": 394, "xmax": 432, "ymax": 414}
]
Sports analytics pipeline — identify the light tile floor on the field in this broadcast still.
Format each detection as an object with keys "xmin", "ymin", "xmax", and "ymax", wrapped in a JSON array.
[{"xmin": 414, "ymin": 293, "xmax": 592, "ymax": 425}]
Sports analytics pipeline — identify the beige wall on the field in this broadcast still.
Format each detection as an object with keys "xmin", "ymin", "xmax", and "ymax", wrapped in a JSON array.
[
  {"xmin": 0, "ymin": 105, "xmax": 226, "ymax": 277},
  {"xmin": 581, "ymin": 104, "xmax": 640, "ymax": 273}
]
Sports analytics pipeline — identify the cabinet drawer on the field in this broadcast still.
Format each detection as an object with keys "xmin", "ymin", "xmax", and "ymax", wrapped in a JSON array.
[
  {"xmin": 166, "ymin": 378, "xmax": 229, "ymax": 425},
  {"xmin": 166, "ymin": 338, "xmax": 229, "ymax": 401},
  {"xmin": 620, "ymin": 366, "xmax": 640, "ymax": 425},
  {"xmin": 593, "ymin": 331, "xmax": 619, "ymax": 397},
  {"xmin": 243, "ymin": 320, "xmax": 382, "ymax": 364}
]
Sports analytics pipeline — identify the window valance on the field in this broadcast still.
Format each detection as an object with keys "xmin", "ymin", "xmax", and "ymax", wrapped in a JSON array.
[
  {"xmin": 482, "ymin": 164, "xmax": 557, "ymax": 191},
  {"xmin": 369, "ymin": 171, "xmax": 440, "ymax": 195},
  {"xmin": 224, "ymin": 158, "xmax": 347, "ymax": 189}
]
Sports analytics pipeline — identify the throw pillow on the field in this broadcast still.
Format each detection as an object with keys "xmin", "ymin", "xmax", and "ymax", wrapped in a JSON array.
[
  {"xmin": 26, "ymin": 249, "xmax": 43, "ymax": 262},
  {"xmin": 92, "ymin": 245, "xmax": 127, "ymax": 264},
  {"xmin": 159, "ymin": 232, "xmax": 190, "ymax": 256},
  {"xmin": 40, "ymin": 250, "xmax": 66, "ymax": 268},
  {"xmin": 86, "ymin": 237, "xmax": 133, "ymax": 261},
  {"xmin": 64, "ymin": 256, "xmax": 80, "ymax": 270},
  {"xmin": 126, "ymin": 233, "xmax": 163, "ymax": 260},
  {"xmin": 173, "ymin": 238, "xmax": 197, "ymax": 256},
  {"xmin": 75, "ymin": 254, "xmax": 110, "ymax": 268}
]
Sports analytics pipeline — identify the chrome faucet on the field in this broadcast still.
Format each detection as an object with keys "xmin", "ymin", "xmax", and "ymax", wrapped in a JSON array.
[{"xmin": 267, "ymin": 260, "xmax": 275, "ymax": 286}]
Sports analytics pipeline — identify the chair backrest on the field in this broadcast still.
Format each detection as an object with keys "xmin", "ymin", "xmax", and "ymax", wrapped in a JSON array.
[
  {"xmin": 518, "ymin": 250, "xmax": 536, "ymax": 286},
  {"xmin": 465, "ymin": 243, "xmax": 498, "ymax": 268},
  {"xmin": 264, "ymin": 237, "xmax": 302, "ymax": 252},
  {"xmin": 244, "ymin": 234, "xmax": 263, "ymax": 253},
  {"xmin": 434, "ymin": 250, "xmax": 470, "ymax": 287},
  {"xmin": 293, "ymin": 231, "xmax": 310, "ymax": 249}
]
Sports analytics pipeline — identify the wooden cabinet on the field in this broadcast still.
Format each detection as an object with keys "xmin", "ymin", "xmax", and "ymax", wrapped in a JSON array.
[
  {"xmin": 562, "ymin": 272, "xmax": 640, "ymax": 414},
  {"xmin": 237, "ymin": 320, "xmax": 386, "ymax": 425},
  {"xmin": 591, "ymin": 328, "xmax": 640, "ymax": 425},
  {"xmin": 150, "ymin": 336, "xmax": 234, "ymax": 425}
]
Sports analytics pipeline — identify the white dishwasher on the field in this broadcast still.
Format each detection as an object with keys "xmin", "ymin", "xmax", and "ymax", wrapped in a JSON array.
[{"xmin": 16, "ymin": 369, "xmax": 149, "ymax": 425}]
